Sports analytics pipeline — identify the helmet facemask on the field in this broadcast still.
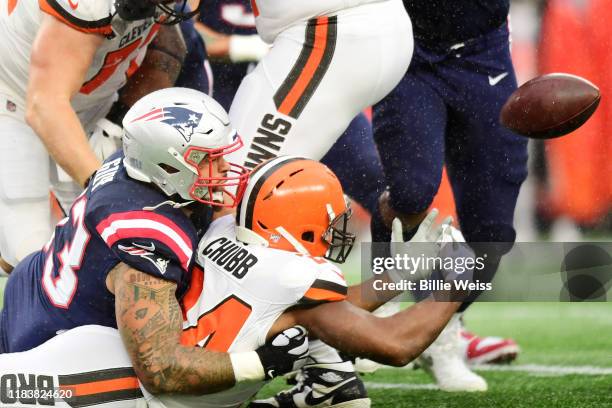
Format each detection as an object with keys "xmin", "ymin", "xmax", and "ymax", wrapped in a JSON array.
[
  {"xmin": 322, "ymin": 201, "xmax": 355, "ymax": 263},
  {"xmin": 183, "ymin": 136, "xmax": 249, "ymax": 208}
]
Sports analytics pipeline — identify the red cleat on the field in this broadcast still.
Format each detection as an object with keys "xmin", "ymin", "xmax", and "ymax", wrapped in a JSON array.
[{"xmin": 461, "ymin": 331, "xmax": 520, "ymax": 365}]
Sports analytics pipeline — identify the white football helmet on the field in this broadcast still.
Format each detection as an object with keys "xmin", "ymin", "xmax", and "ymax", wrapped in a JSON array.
[{"xmin": 122, "ymin": 87, "xmax": 248, "ymax": 207}]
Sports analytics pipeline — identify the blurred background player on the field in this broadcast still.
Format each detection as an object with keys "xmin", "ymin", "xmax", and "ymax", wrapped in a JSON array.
[
  {"xmin": 0, "ymin": 0, "xmax": 193, "ymax": 273},
  {"xmin": 368, "ymin": 0, "xmax": 527, "ymax": 391}
]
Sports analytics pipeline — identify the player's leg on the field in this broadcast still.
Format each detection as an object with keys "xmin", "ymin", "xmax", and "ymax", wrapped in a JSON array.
[
  {"xmin": 321, "ymin": 112, "xmax": 385, "ymax": 215},
  {"xmin": 371, "ymin": 52, "xmax": 447, "ymax": 244},
  {"xmin": 444, "ymin": 24, "xmax": 528, "ymax": 308},
  {"xmin": 0, "ymin": 325, "xmax": 146, "ymax": 408},
  {"xmin": 370, "ymin": 49, "xmax": 488, "ymax": 392},
  {"xmin": 227, "ymin": 0, "xmax": 412, "ymax": 169},
  {"xmin": 0, "ymin": 110, "xmax": 52, "ymax": 270}
]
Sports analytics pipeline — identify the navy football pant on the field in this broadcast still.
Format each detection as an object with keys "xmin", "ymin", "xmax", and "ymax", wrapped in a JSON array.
[{"xmin": 372, "ymin": 24, "xmax": 528, "ymax": 308}]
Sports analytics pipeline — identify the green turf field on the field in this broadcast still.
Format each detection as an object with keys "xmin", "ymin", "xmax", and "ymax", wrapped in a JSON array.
[{"xmin": 256, "ymin": 303, "xmax": 612, "ymax": 407}]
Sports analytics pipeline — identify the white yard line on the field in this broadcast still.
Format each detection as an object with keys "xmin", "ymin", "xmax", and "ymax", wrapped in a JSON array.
[
  {"xmin": 472, "ymin": 363, "xmax": 612, "ymax": 376},
  {"xmin": 365, "ymin": 383, "xmax": 440, "ymax": 390},
  {"xmin": 365, "ymin": 364, "xmax": 612, "ymax": 391}
]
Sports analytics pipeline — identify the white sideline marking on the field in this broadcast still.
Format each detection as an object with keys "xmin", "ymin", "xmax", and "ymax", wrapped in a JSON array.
[
  {"xmin": 472, "ymin": 364, "xmax": 612, "ymax": 376},
  {"xmin": 365, "ymin": 383, "xmax": 439, "ymax": 390},
  {"xmin": 364, "ymin": 364, "xmax": 612, "ymax": 391},
  {"xmin": 387, "ymin": 363, "xmax": 612, "ymax": 377}
]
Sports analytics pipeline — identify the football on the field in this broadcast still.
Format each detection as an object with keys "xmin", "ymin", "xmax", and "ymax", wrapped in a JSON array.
[{"xmin": 500, "ymin": 73, "xmax": 601, "ymax": 139}]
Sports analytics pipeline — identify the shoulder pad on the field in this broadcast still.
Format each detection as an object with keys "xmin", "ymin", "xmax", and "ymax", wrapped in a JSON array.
[{"xmin": 39, "ymin": 0, "xmax": 113, "ymax": 35}]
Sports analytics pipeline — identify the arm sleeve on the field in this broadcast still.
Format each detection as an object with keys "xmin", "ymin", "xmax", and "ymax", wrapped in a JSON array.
[{"xmin": 95, "ymin": 209, "xmax": 195, "ymax": 284}]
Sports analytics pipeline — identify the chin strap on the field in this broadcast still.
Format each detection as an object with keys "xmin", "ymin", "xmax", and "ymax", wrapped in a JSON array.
[
  {"xmin": 235, "ymin": 226, "xmax": 269, "ymax": 246},
  {"xmin": 275, "ymin": 227, "xmax": 309, "ymax": 255},
  {"xmin": 143, "ymin": 200, "xmax": 194, "ymax": 211},
  {"xmin": 235, "ymin": 225, "xmax": 311, "ymax": 256}
]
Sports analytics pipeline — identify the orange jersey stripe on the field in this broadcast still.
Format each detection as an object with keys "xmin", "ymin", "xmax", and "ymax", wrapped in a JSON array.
[
  {"xmin": 7, "ymin": 0, "xmax": 18, "ymax": 15},
  {"xmin": 277, "ymin": 17, "xmax": 329, "ymax": 116},
  {"xmin": 303, "ymin": 287, "xmax": 346, "ymax": 302},
  {"xmin": 250, "ymin": 0, "xmax": 259, "ymax": 17},
  {"xmin": 182, "ymin": 265, "xmax": 204, "ymax": 320},
  {"xmin": 61, "ymin": 377, "xmax": 139, "ymax": 397}
]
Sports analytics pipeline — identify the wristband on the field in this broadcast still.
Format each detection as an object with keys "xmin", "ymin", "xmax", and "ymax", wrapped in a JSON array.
[
  {"xmin": 230, "ymin": 351, "xmax": 265, "ymax": 382},
  {"xmin": 228, "ymin": 34, "xmax": 270, "ymax": 63}
]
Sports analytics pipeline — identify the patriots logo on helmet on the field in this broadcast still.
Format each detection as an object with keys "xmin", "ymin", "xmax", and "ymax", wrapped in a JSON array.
[{"xmin": 131, "ymin": 106, "xmax": 204, "ymax": 143}]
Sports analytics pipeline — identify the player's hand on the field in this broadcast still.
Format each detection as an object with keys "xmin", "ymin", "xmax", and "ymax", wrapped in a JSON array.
[
  {"xmin": 387, "ymin": 209, "xmax": 453, "ymax": 283},
  {"xmin": 392, "ymin": 208, "xmax": 453, "ymax": 244},
  {"xmin": 88, "ymin": 118, "xmax": 123, "ymax": 161},
  {"xmin": 256, "ymin": 326, "xmax": 309, "ymax": 380},
  {"xmin": 431, "ymin": 224, "xmax": 476, "ymax": 301}
]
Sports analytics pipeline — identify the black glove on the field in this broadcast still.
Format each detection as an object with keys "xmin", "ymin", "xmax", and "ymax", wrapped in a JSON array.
[{"xmin": 255, "ymin": 326, "xmax": 309, "ymax": 379}]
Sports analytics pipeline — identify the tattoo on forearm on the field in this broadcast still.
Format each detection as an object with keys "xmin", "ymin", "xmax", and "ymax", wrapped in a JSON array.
[{"xmin": 115, "ymin": 268, "xmax": 236, "ymax": 394}]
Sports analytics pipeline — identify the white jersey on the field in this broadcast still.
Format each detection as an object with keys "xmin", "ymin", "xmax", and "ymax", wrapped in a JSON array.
[
  {"xmin": 251, "ymin": 0, "xmax": 387, "ymax": 43},
  {"xmin": 152, "ymin": 215, "xmax": 348, "ymax": 408},
  {"xmin": 0, "ymin": 0, "xmax": 158, "ymax": 128}
]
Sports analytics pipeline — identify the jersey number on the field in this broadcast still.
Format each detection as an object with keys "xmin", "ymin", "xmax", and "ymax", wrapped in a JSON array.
[
  {"xmin": 80, "ymin": 24, "xmax": 160, "ymax": 94},
  {"xmin": 42, "ymin": 196, "xmax": 91, "ymax": 309},
  {"xmin": 181, "ymin": 295, "xmax": 252, "ymax": 351}
]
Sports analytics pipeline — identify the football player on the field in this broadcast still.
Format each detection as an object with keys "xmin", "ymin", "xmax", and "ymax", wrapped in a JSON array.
[
  {"xmin": 0, "ymin": 89, "xmax": 312, "ymax": 400},
  {"xmin": 225, "ymin": 0, "xmax": 412, "ymax": 170},
  {"xmin": 0, "ymin": 0, "xmax": 192, "ymax": 272},
  {"xmin": 368, "ymin": 0, "xmax": 525, "ymax": 390},
  {"xmin": 1, "ymin": 156, "xmax": 467, "ymax": 408},
  {"xmin": 191, "ymin": 0, "xmax": 385, "ymax": 216}
]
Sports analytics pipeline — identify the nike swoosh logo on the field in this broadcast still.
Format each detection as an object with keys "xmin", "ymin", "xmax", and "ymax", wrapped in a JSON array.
[
  {"xmin": 304, "ymin": 378, "xmax": 355, "ymax": 406},
  {"xmin": 488, "ymin": 72, "xmax": 508, "ymax": 86},
  {"xmin": 68, "ymin": 0, "xmax": 78, "ymax": 9}
]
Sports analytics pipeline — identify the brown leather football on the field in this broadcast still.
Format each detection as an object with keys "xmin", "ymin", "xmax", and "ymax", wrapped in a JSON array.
[{"xmin": 500, "ymin": 73, "xmax": 600, "ymax": 139}]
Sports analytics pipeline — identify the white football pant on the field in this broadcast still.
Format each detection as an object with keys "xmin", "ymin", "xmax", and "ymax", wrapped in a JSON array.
[{"xmin": 227, "ymin": 0, "xmax": 413, "ymax": 168}]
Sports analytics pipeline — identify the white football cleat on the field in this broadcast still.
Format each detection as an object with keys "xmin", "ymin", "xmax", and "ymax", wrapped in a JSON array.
[
  {"xmin": 460, "ymin": 330, "xmax": 520, "ymax": 365},
  {"xmin": 417, "ymin": 314, "xmax": 488, "ymax": 392}
]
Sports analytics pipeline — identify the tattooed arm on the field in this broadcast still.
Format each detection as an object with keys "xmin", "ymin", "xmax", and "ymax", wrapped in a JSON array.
[{"xmin": 109, "ymin": 262, "xmax": 236, "ymax": 395}]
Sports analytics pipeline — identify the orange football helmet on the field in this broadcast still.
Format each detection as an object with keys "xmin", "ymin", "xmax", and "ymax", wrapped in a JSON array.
[{"xmin": 236, "ymin": 156, "xmax": 355, "ymax": 263}]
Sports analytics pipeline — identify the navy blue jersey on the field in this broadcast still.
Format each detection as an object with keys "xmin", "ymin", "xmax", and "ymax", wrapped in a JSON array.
[
  {"xmin": 198, "ymin": 0, "xmax": 256, "ymax": 36},
  {"xmin": 403, "ymin": 0, "xmax": 509, "ymax": 47},
  {"xmin": 0, "ymin": 152, "xmax": 198, "ymax": 353},
  {"xmin": 199, "ymin": 0, "xmax": 257, "ymax": 109},
  {"xmin": 176, "ymin": 3, "xmax": 211, "ymax": 94}
]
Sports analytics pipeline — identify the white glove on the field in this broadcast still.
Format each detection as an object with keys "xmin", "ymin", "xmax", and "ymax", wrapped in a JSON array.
[
  {"xmin": 388, "ymin": 209, "xmax": 453, "ymax": 283},
  {"xmin": 88, "ymin": 118, "xmax": 123, "ymax": 162},
  {"xmin": 229, "ymin": 34, "xmax": 270, "ymax": 63}
]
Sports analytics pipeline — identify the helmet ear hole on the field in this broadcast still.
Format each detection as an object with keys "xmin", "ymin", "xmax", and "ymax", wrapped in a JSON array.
[
  {"xmin": 257, "ymin": 220, "xmax": 269, "ymax": 230},
  {"xmin": 158, "ymin": 163, "xmax": 180, "ymax": 174},
  {"xmin": 301, "ymin": 231, "xmax": 315, "ymax": 243}
]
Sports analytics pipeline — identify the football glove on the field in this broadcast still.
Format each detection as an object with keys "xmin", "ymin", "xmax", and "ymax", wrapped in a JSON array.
[
  {"xmin": 256, "ymin": 326, "xmax": 309, "ymax": 380},
  {"xmin": 88, "ymin": 118, "xmax": 123, "ymax": 161},
  {"xmin": 387, "ymin": 209, "xmax": 453, "ymax": 283}
]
